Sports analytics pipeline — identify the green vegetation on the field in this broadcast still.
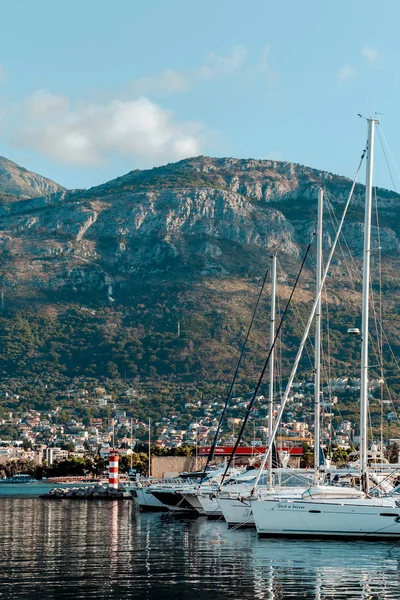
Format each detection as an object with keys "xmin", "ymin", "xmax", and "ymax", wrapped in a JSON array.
[
  {"xmin": 0, "ymin": 444, "xmax": 197, "ymax": 479},
  {"xmin": 0, "ymin": 156, "xmax": 399, "ymax": 436}
]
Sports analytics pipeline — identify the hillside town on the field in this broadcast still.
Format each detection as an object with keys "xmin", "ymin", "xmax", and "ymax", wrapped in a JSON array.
[{"xmin": 0, "ymin": 376, "xmax": 395, "ymax": 468}]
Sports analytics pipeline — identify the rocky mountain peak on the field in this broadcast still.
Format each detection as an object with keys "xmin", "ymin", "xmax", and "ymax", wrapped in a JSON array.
[
  {"xmin": 0, "ymin": 156, "xmax": 65, "ymax": 200},
  {"xmin": 0, "ymin": 155, "xmax": 398, "ymax": 386}
]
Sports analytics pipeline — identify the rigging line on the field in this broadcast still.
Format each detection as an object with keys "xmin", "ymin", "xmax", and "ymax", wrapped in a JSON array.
[
  {"xmin": 251, "ymin": 142, "xmax": 367, "ymax": 491},
  {"xmin": 369, "ymin": 249, "xmax": 389, "ymax": 403},
  {"xmin": 326, "ymin": 189, "xmax": 385, "ymax": 440},
  {"xmin": 370, "ymin": 284, "xmax": 384, "ymax": 376},
  {"xmin": 383, "ymin": 379, "xmax": 400, "ymax": 425},
  {"xmin": 324, "ymin": 189, "xmax": 359, "ymax": 268},
  {"xmin": 381, "ymin": 326, "xmax": 400, "ymax": 375},
  {"xmin": 376, "ymin": 126, "xmax": 397, "ymax": 192},
  {"xmin": 345, "ymin": 182, "xmax": 388, "ymax": 429},
  {"xmin": 275, "ymin": 282, "xmax": 283, "ymax": 405},
  {"xmin": 322, "ymin": 283, "xmax": 335, "ymax": 455},
  {"xmin": 274, "ymin": 263, "xmax": 285, "ymax": 446},
  {"xmin": 324, "ymin": 192, "xmax": 360, "ymax": 284},
  {"xmin": 288, "ymin": 281, "xmax": 315, "ymax": 368},
  {"xmin": 368, "ymin": 405, "xmax": 374, "ymax": 448},
  {"xmin": 374, "ymin": 184, "xmax": 385, "ymax": 453},
  {"xmin": 275, "ymin": 260, "xmax": 315, "ymax": 371},
  {"xmin": 377, "ymin": 124, "xmax": 400, "ymax": 190},
  {"xmin": 219, "ymin": 234, "xmax": 316, "ymax": 487},
  {"xmin": 199, "ymin": 261, "xmax": 271, "ymax": 483},
  {"xmin": 328, "ymin": 209, "xmax": 358, "ymax": 287},
  {"xmin": 319, "ymin": 338, "xmax": 342, "ymax": 449}
]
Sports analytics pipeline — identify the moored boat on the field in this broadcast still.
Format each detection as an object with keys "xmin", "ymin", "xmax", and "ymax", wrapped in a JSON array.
[{"xmin": 252, "ymin": 118, "xmax": 400, "ymax": 540}]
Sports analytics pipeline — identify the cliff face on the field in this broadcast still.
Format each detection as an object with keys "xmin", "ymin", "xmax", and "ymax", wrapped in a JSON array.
[
  {"xmin": 0, "ymin": 156, "xmax": 399, "ymax": 293},
  {"xmin": 0, "ymin": 156, "xmax": 66, "ymax": 200},
  {"xmin": 0, "ymin": 155, "xmax": 398, "ymax": 384}
]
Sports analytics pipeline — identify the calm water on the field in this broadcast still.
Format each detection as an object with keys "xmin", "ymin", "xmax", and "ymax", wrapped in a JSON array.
[
  {"xmin": 0, "ymin": 499, "xmax": 400, "ymax": 599},
  {"xmin": 0, "ymin": 482, "xmax": 95, "ymax": 497}
]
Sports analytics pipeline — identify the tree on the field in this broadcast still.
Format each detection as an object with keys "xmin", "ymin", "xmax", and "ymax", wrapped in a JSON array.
[
  {"xmin": 0, "ymin": 425, "xmax": 20, "ymax": 439},
  {"xmin": 386, "ymin": 442, "xmax": 400, "ymax": 464},
  {"xmin": 61, "ymin": 441, "xmax": 76, "ymax": 453},
  {"xmin": 22, "ymin": 438, "xmax": 33, "ymax": 451},
  {"xmin": 300, "ymin": 443, "xmax": 314, "ymax": 468},
  {"xmin": 332, "ymin": 447, "xmax": 350, "ymax": 466}
]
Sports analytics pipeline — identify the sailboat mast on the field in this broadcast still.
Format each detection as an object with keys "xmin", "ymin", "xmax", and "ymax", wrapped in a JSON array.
[
  {"xmin": 360, "ymin": 117, "xmax": 377, "ymax": 492},
  {"xmin": 148, "ymin": 417, "xmax": 151, "ymax": 477},
  {"xmin": 267, "ymin": 255, "xmax": 277, "ymax": 486},
  {"xmin": 314, "ymin": 188, "xmax": 323, "ymax": 482}
]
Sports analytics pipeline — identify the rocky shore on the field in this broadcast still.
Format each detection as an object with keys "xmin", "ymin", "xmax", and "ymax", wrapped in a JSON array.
[{"xmin": 41, "ymin": 484, "xmax": 131, "ymax": 500}]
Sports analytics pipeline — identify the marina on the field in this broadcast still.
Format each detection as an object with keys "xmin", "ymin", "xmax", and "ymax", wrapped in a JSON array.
[
  {"xmin": 2, "ymin": 2, "xmax": 400, "ymax": 598},
  {"xmin": 1, "ymin": 497, "xmax": 400, "ymax": 599}
]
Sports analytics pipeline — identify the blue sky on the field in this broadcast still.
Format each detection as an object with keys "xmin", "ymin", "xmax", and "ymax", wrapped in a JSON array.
[{"xmin": 1, "ymin": 0, "xmax": 400, "ymax": 190}]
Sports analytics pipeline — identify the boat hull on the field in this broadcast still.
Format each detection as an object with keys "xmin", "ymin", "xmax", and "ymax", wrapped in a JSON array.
[
  {"xmin": 181, "ymin": 492, "xmax": 206, "ymax": 515},
  {"xmin": 218, "ymin": 487, "xmax": 308, "ymax": 527},
  {"xmin": 252, "ymin": 497, "xmax": 400, "ymax": 539},
  {"xmin": 217, "ymin": 496, "xmax": 254, "ymax": 527},
  {"xmin": 197, "ymin": 493, "xmax": 222, "ymax": 518},
  {"xmin": 150, "ymin": 490, "xmax": 196, "ymax": 512},
  {"xmin": 130, "ymin": 487, "xmax": 168, "ymax": 512}
]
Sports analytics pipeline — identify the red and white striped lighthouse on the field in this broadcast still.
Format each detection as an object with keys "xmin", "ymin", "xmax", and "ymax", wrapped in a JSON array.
[{"xmin": 108, "ymin": 449, "xmax": 119, "ymax": 489}]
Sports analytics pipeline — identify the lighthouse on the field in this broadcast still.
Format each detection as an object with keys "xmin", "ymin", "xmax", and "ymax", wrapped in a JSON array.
[{"xmin": 108, "ymin": 449, "xmax": 119, "ymax": 489}]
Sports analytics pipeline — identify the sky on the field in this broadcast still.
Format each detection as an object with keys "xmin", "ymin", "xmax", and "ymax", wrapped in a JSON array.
[{"xmin": 1, "ymin": 0, "xmax": 400, "ymax": 191}]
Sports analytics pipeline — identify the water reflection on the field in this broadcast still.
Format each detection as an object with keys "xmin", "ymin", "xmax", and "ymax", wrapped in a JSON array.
[{"xmin": 0, "ymin": 499, "xmax": 399, "ymax": 599}]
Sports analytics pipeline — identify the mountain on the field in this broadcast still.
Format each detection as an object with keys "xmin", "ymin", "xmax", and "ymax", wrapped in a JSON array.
[
  {"xmin": 0, "ymin": 155, "xmax": 399, "ymax": 405},
  {"xmin": 0, "ymin": 156, "xmax": 65, "ymax": 200}
]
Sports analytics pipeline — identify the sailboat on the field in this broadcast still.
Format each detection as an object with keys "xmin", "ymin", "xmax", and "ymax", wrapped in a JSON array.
[
  {"xmin": 252, "ymin": 117, "xmax": 400, "ymax": 539},
  {"xmin": 218, "ymin": 185, "xmax": 339, "ymax": 527}
]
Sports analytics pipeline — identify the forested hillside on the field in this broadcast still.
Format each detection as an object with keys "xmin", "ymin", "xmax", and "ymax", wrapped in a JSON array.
[{"xmin": 0, "ymin": 155, "xmax": 398, "ymax": 415}]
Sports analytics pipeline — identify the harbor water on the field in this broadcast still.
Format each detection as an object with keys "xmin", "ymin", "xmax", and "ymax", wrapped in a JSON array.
[
  {"xmin": 0, "ymin": 482, "xmax": 96, "ymax": 497},
  {"xmin": 1, "ymin": 497, "xmax": 400, "ymax": 599}
]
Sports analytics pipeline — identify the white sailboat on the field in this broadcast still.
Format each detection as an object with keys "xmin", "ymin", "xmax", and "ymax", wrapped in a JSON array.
[
  {"xmin": 252, "ymin": 117, "xmax": 400, "ymax": 539},
  {"xmin": 148, "ymin": 466, "xmax": 242, "ymax": 512},
  {"xmin": 218, "ymin": 192, "xmax": 326, "ymax": 528}
]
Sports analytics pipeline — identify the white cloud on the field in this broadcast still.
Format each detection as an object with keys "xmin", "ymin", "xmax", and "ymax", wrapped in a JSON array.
[
  {"xmin": 336, "ymin": 65, "xmax": 357, "ymax": 83},
  {"xmin": 198, "ymin": 45, "xmax": 248, "ymax": 78},
  {"xmin": 24, "ymin": 89, "xmax": 70, "ymax": 119},
  {"xmin": 256, "ymin": 45, "xmax": 276, "ymax": 86},
  {"xmin": 128, "ymin": 69, "xmax": 189, "ymax": 96},
  {"xmin": 4, "ymin": 45, "xmax": 270, "ymax": 167},
  {"xmin": 126, "ymin": 45, "xmax": 250, "ymax": 97},
  {"xmin": 10, "ymin": 90, "xmax": 205, "ymax": 166},
  {"xmin": 361, "ymin": 44, "xmax": 379, "ymax": 64}
]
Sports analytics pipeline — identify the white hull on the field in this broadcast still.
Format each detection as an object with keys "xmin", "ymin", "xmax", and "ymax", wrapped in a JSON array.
[
  {"xmin": 181, "ymin": 492, "xmax": 206, "ymax": 515},
  {"xmin": 218, "ymin": 487, "xmax": 308, "ymax": 527},
  {"xmin": 252, "ymin": 497, "xmax": 400, "ymax": 539},
  {"xmin": 197, "ymin": 493, "xmax": 222, "ymax": 517},
  {"xmin": 130, "ymin": 486, "xmax": 167, "ymax": 511},
  {"xmin": 218, "ymin": 495, "xmax": 254, "ymax": 527}
]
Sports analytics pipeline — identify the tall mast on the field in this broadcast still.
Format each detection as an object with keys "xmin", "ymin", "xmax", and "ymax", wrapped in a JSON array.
[
  {"xmin": 314, "ymin": 188, "xmax": 323, "ymax": 483},
  {"xmin": 268, "ymin": 255, "xmax": 277, "ymax": 486},
  {"xmin": 148, "ymin": 417, "xmax": 151, "ymax": 477},
  {"xmin": 360, "ymin": 117, "xmax": 377, "ymax": 493},
  {"xmin": 252, "ymin": 151, "xmax": 366, "ymax": 491}
]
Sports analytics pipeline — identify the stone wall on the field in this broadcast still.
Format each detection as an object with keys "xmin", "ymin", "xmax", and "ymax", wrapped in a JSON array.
[{"xmin": 151, "ymin": 456, "xmax": 208, "ymax": 478}]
